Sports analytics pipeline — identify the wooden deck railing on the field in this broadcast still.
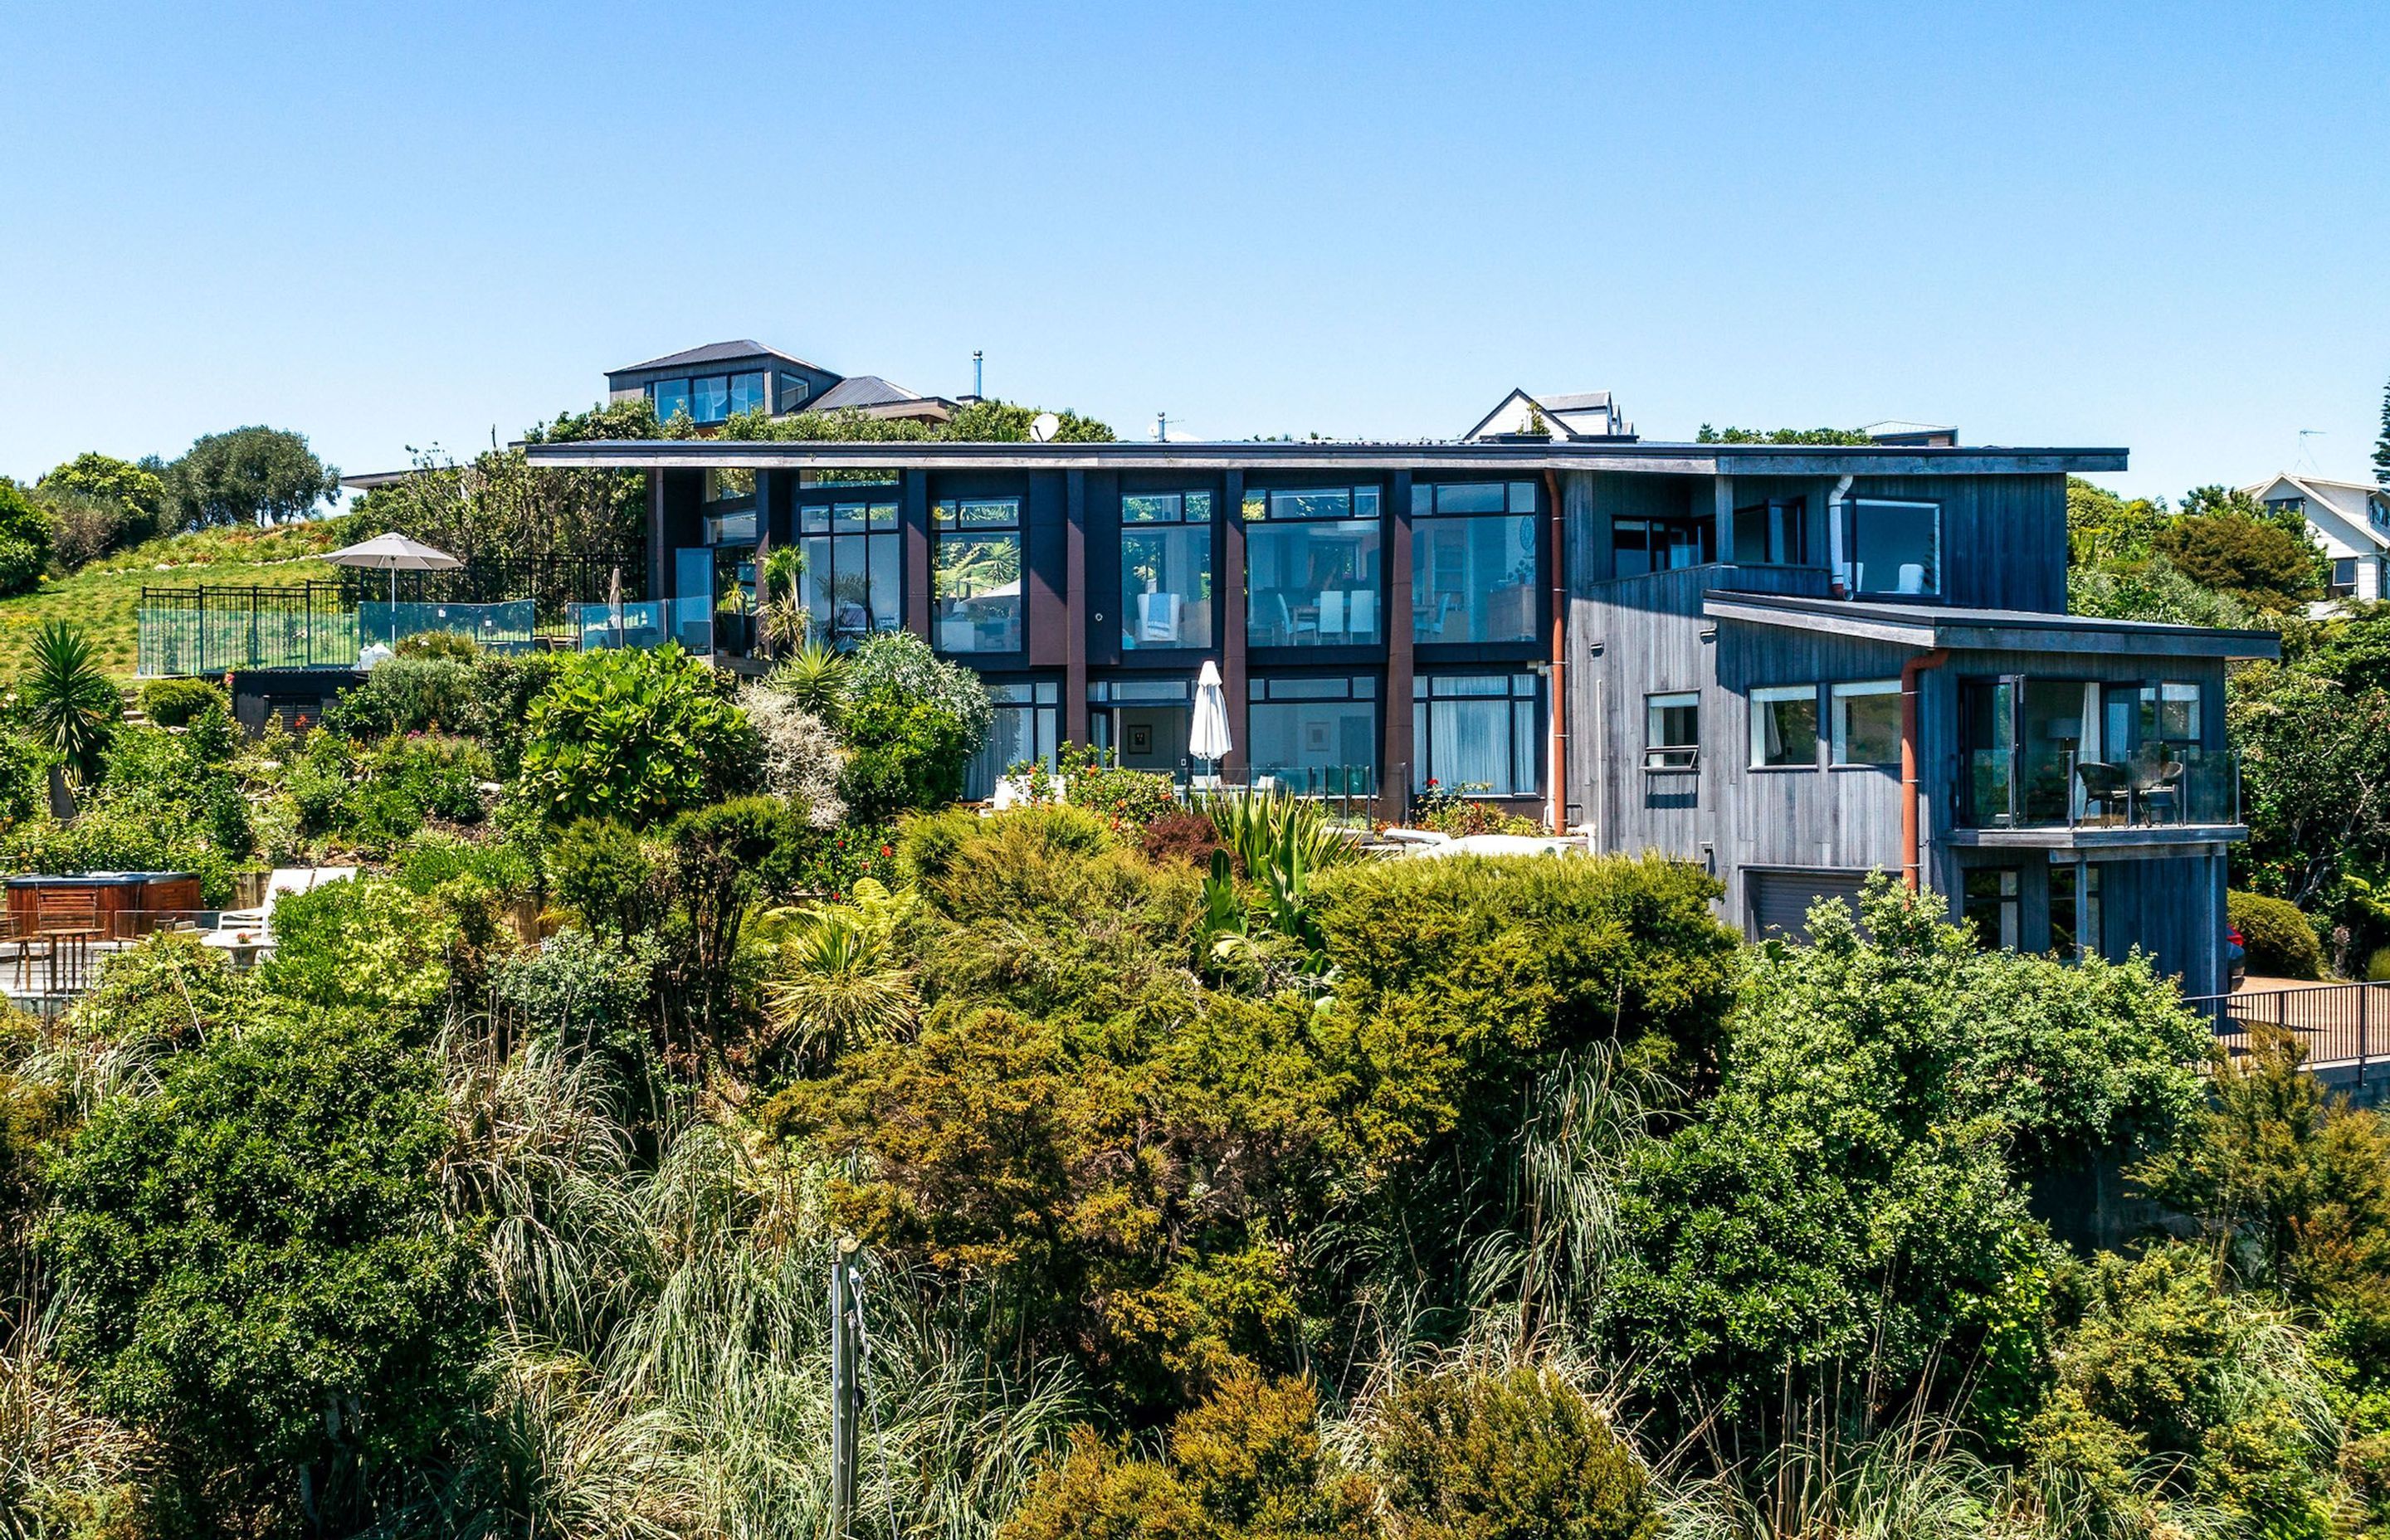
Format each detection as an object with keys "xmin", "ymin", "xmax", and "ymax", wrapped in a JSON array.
[{"xmin": 2182, "ymin": 982, "xmax": 2383, "ymax": 1082}]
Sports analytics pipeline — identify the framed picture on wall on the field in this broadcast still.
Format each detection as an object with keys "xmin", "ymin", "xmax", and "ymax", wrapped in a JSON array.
[
  {"xmin": 1305, "ymin": 722, "xmax": 1329, "ymax": 753},
  {"xmin": 1127, "ymin": 724, "xmax": 1154, "ymax": 755}
]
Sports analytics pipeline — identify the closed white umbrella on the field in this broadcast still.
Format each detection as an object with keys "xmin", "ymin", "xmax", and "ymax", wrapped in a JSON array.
[
  {"xmin": 325, "ymin": 533, "xmax": 465, "ymax": 645},
  {"xmin": 1190, "ymin": 660, "xmax": 1232, "ymax": 772}
]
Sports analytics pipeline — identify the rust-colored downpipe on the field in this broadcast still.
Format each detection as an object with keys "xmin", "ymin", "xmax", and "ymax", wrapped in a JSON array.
[
  {"xmin": 1900, "ymin": 648, "xmax": 1950, "ymax": 890},
  {"xmin": 1544, "ymin": 469, "xmax": 1568, "ymax": 834}
]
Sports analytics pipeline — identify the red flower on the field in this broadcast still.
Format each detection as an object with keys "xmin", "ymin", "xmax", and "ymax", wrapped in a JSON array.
[{"xmin": 880, "ymin": 844, "xmax": 892, "ymax": 858}]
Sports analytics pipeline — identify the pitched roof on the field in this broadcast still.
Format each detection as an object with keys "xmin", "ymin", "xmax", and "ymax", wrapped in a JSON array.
[
  {"xmin": 1539, "ymin": 391, "xmax": 1615, "ymax": 412},
  {"xmin": 811, "ymin": 375, "xmax": 938, "ymax": 411},
  {"xmin": 1861, "ymin": 419, "xmax": 1956, "ymax": 437},
  {"xmin": 609, "ymin": 339, "xmax": 828, "ymax": 375}
]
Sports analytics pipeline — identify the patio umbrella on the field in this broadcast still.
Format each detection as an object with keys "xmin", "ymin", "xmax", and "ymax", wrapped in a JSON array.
[
  {"xmin": 325, "ymin": 533, "xmax": 464, "ymax": 643},
  {"xmin": 1190, "ymin": 660, "xmax": 1232, "ymax": 774},
  {"xmin": 607, "ymin": 564, "xmax": 623, "ymax": 640}
]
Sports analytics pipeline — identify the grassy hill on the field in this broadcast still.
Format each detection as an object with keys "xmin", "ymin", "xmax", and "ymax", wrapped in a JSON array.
[{"xmin": 0, "ymin": 514, "xmax": 360, "ymax": 681}]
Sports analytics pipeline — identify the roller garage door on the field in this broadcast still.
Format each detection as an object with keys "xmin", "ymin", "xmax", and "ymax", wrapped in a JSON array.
[{"xmin": 1747, "ymin": 869, "xmax": 1870, "ymax": 943}]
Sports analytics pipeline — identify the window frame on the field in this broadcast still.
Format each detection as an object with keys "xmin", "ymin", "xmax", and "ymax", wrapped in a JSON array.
[
  {"xmin": 1644, "ymin": 690, "xmax": 1700, "ymax": 772},
  {"xmin": 1241, "ymin": 484, "xmax": 1385, "ymax": 648},
  {"xmin": 1410, "ymin": 480, "xmax": 1541, "ymax": 645},
  {"xmin": 796, "ymin": 496, "xmax": 904, "ymax": 646},
  {"xmin": 1829, "ymin": 679, "xmax": 1904, "ymax": 768},
  {"xmin": 1246, "ymin": 674, "xmax": 1380, "ymax": 798},
  {"xmin": 1844, "ymin": 497, "xmax": 1942, "ymax": 597},
  {"xmin": 1749, "ymin": 684, "xmax": 1822, "ymax": 770},
  {"xmin": 1120, "ymin": 490, "xmax": 1217, "ymax": 652},
  {"xmin": 932, "ymin": 495, "xmax": 1027, "ymax": 656},
  {"xmin": 1410, "ymin": 672, "xmax": 1541, "ymax": 797}
]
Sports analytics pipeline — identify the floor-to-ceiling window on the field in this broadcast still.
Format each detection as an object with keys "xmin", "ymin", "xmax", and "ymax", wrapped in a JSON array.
[
  {"xmin": 1245, "ymin": 486, "xmax": 1382, "ymax": 646},
  {"xmin": 1411, "ymin": 674, "xmax": 1540, "ymax": 796},
  {"xmin": 798, "ymin": 497, "xmax": 903, "ymax": 646},
  {"xmin": 1412, "ymin": 481, "xmax": 1539, "ymax": 643},
  {"xmin": 647, "ymin": 370, "xmax": 768, "ymax": 426},
  {"xmin": 934, "ymin": 496, "xmax": 1023, "ymax": 655},
  {"xmin": 1121, "ymin": 490, "xmax": 1213, "ymax": 650},
  {"xmin": 1249, "ymin": 675, "xmax": 1376, "ymax": 795},
  {"xmin": 967, "ymin": 680, "xmax": 1058, "ymax": 800}
]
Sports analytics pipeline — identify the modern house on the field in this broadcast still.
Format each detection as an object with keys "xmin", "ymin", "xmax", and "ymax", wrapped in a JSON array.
[
  {"xmin": 526, "ymin": 402, "xmax": 2275, "ymax": 996},
  {"xmin": 2240, "ymin": 472, "xmax": 2390, "ymax": 603},
  {"xmin": 605, "ymin": 341, "xmax": 959, "ymax": 430}
]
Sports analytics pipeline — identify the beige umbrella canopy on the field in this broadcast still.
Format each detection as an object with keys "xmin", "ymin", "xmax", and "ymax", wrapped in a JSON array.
[{"xmin": 326, "ymin": 533, "xmax": 464, "ymax": 643}]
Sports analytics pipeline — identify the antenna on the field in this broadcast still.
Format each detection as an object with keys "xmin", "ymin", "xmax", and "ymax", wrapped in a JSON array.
[
  {"xmin": 1030, "ymin": 412, "xmax": 1060, "ymax": 443},
  {"xmin": 2296, "ymin": 428, "xmax": 2325, "ymax": 474},
  {"xmin": 972, "ymin": 350, "xmax": 983, "ymax": 399}
]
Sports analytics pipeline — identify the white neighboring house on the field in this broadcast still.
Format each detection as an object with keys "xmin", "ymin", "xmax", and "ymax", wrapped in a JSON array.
[
  {"xmin": 2241, "ymin": 473, "xmax": 2390, "ymax": 605},
  {"xmin": 1463, "ymin": 388, "xmax": 1633, "ymax": 441}
]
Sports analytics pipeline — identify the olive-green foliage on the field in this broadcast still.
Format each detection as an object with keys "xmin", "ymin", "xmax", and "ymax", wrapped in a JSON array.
[
  {"xmin": 38, "ymin": 451, "xmax": 168, "ymax": 549},
  {"xmin": 256, "ymin": 875, "xmax": 461, "ymax": 1019},
  {"xmin": 391, "ymin": 829, "xmax": 534, "ymax": 902},
  {"xmin": 836, "ymin": 631, "xmax": 993, "ymax": 821},
  {"xmin": 656, "ymin": 795, "xmax": 812, "ymax": 1042},
  {"xmin": 1376, "ymin": 1367, "xmax": 1660, "ymax": 1540},
  {"xmin": 2228, "ymin": 889, "xmax": 2324, "ymax": 979},
  {"xmin": 2066, "ymin": 476, "xmax": 2171, "ymax": 566},
  {"xmin": 162, "ymin": 424, "xmax": 340, "ymax": 529},
  {"xmin": 0, "ymin": 478, "xmax": 56, "ymax": 596},
  {"xmin": 69, "ymin": 930, "xmax": 256, "ymax": 1050},
  {"xmin": 324, "ymin": 655, "xmax": 475, "ymax": 738},
  {"xmin": 2, "ymin": 709, "xmax": 249, "ymax": 900},
  {"xmin": 18, "ymin": 619, "xmax": 117, "ymax": 781},
  {"xmin": 2026, "ymin": 1245, "xmax": 2342, "ymax": 1540},
  {"xmin": 515, "ymin": 643, "xmax": 755, "ymax": 826},
  {"xmin": 997, "ymin": 1375, "xmax": 1375, "ymax": 1540},
  {"xmin": 0, "ymin": 729, "xmax": 50, "ymax": 829},
  {"xmin": 394, "ymin": 628, "xmax": 478, "ymax": 662},
  {"xmin": 135, "ymin": 675, "xmax": 227, "ymax": 727},
  {"xmin": 2153, "ymin": 513, "xmax": 2321, "ymax": 608},
  {"xmin": 1602, "ymin": 879, "xmax": 2206, "ymax": 1425},
  {"xmin": 550, "ymin": 817, "xmax": 661, "ymax": 943},
  {"xmin": 346, "ymin": 732, "xmax": 494, "ymax": 848},
  {"xmin": 41, "ymin": 1011, "xmax": 483, "ymax": 1530},
  {"xmin": 494, "ymin": 924, "xmax": 661, "ymax": 1072}
]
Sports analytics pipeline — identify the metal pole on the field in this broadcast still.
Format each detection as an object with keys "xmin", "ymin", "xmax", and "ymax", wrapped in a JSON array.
[{"xmin": 828, "ymin": 1244, "xmax": 859, "ymax": 1540}]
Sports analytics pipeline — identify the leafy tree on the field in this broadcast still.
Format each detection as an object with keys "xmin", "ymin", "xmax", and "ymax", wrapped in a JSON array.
[
  {"xmin": 38, "ymin": 451, "xmax": 168, "ymax": 549},
  {"xmin": 2153, "ymin": 512, "xmax": 2322, "ymax": 607},
  {"xmin": 2066, "ymin": 476, "xmax": 2170, "ymax": 566},
  {"xmin": 2229, "ymin": 665, "xmax": 2390, "ymax": 907},
  {"xmin": 1376, "ymin": 1366, "xmax": 1660, "ymax": 1540},
  {"xmin": 835, "ymin": 631, "xmax": 992, "ymax": 820},
  {"xmin": 1601, "ymin": 880, "xmax": 2205, "ymax": 1425},
  {"xmin": 256, "ymin": 876, "xmax": 462, "ymax": 1018},
  {"xmin": 354, "ymin": 397, "xmax": 665, "ymax": 558},
  {"xmin": 514, "ymin": 642, "xmax": 756, "ymax": 826},
  {"xmin": 163, "ymin": 425, "xmax": 341, "ymax": 528},
  {"xmin": 42, "ymin": 1011, "xmax": 484, "ymax": 1530},
  {"xmin": 19, "ymin": 619, "xmax": 120, "ymax": 782},
  {"xmin": 1693, "ymin": 425, "xmax": 1875, "ymax": 445},
  {"xmin": 0, "ymin": 479, "xmax": 55, "ymax": 596}
]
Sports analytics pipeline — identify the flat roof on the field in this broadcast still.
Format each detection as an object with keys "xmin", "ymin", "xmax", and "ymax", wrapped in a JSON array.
[
  {"xmin": 521, "ymin": 438, "xmax": 2127, "ymax": 476},
  {"xmin": 1702, "ymin": 592, "xmax": 2279, "ymax": 660}
]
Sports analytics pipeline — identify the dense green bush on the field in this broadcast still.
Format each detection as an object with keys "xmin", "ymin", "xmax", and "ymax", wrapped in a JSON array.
[
  {"xmin": 836, "ymin": 631, "xmax": 990, "ymax": 820},
  {"xmin": 136, "ymin": 675, "xmax": 228, "ymax": 727},
  {"xmin": 2229, "ymin": 889, "xmax": 2324, "ymax": 979},
  {"xmin": 391, "ymin": 829, "xmax": 534, "ymax": 901},
  {"xmin": 258, "ymin": 876, "xmax": 461, "ymax": 1018},
  {"xmin": 0, "ymin": 729, "xmax": 49, "ymax": 828},
  {"xmin": 495, "ymin": 926, "xmax": 661, "ymax": 1071},
  {"xmin": 0, "ymin": 479, "xmax": 54, "ymax": 596},
  {"xmin": 1377, "ymin": 1367, "xmax": 1660, "ymax": 1540},
  {"xmin": 324, "ymin": 655, "xmax": 476, "ymax": 738},
  {"xmin": 347, "ymin": 732, "xmax": 494, "ymax": 846},
  {"xmin": 394, "ymin": 628, "xmax": 480, "ymax": 661},
  {"xmin": 515, "ymin": 643, "xmax": 755, "ymax": 826},
  {"xmin": 42, "ymin": 1011, "xmax": 484, "ymax": 1530},
  {"xmin": 37, "ymin": 451, "xmax": 168, "ymax": 548}
]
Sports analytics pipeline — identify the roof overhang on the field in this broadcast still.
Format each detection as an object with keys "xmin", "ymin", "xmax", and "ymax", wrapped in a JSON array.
[
  {"xmin": 522, "ymin": 438, "xmax": 2128, "ymax": 475},
  {"xmin": 1701, "ymin": 592, "xmax": 2280, "ymax": 660}
]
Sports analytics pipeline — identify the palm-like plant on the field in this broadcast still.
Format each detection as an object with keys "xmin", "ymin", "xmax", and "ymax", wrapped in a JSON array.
[
  {"xmin": 757, "ymin": 545, "xmax": 809, "ymax": 657},
  {"xmin": 21, "ymin": 620, "xmax": 119, "ymax": 783},
  {"xmin": 763, "ymin": 879, "xmax": 918, "ymax": 1064},
  {"xmin": 769, "ymin": 641, "xmax": 850, "ymax": 720}
]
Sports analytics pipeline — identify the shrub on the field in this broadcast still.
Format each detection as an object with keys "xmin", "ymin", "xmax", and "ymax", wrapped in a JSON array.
[
  {"xmin": 494, "ymin": 926, "xmax": 661, "ymax": 1071},
  {"xmin": 0, "ymin": 480, "xmax": 53, "ymax": 597},
  {"xmin": 741, "ymin": 679, "xmax": 846, "ymax": 826},
  {"xmin": 457, "ymin": 651, "xmax": 566, "ymax": 775},
  {"xmin": 345, "ymin": 733, "xmax": 495, "ymax": 847},
  {"xmin": 36, "ymin": 484, "xmax": 125, "ymax": 573},
  {"xmin": 0, "ymin": 730, "xmax": 49, "ymax": 829},
  {"xmin": 37, "ymin": 451, "xmax": 166, "ymax": 548},
  {"xmin": 69, "ymin": 930, "xmax": 256, "ymax": 1049},
  {"xmin": 138, "ymin": 676, "xmax": 228, "ymax": 728},
  {"xmin": 2368, "ymin": 944, "xmax": 2390, "ymax": 982},
  {"xmin": 2, "ymin": 803, "xmax": 241, "ymax": 905},
  {"xmin": 393, "ymin": 830, "xmax": 534, "ymax": 901},
  {"xmin": 841, "ymin": 629, "xmax": 993, "ymax": 741},
  {"xmin": 1143, "ymin": 809, "xmax": 1225, "ymax": 869},
  {"xmin": 1052, "ymin": 743, "xmax": 1178, "ymax": 834},
  {"xmin": 285, "ymin": 729, "xmax": 356, "ymax": 836},
  {"xmin": 1412, "ymin": 782, "xmax": 1544, "ymax": 836},
  {"xmin": 549, "ymin": 819, "xmax": 660, "ymax": 942},
  {"xmin": 324, "ymin": 655, "xmax": 475, "ymax": 738},
  {"xmin": 42, "ymin": 1011, "xmax": 484, "ymax": 1528},
  {"xmin": 395, "ymin": 629, "xmax": 479, "ymax": 661},
  {"xmin": 788, "ymin": 820, "xmax": 900, "ymax": 899},
  {"xmin": 2230, "ymin": 890, "xmax": 2324, "ymax": 979},
  {"xmin": 257, "ymin": 875, "xmax": 461, "ymax": 1018},
  {"xmin": 515, "ymin": 643, "xmax": 755, "ymax": 826},
  {"xmin": 1377, "ymin": 1367, "xmax": 1660, "ymax": 1540},
  {"xmin": 836, "ymin": 631, "xmax": 991, "ymax": 820}
]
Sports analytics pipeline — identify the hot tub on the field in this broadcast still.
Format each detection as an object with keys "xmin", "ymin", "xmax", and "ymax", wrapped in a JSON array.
[{"xmin": 7, "ymin": 872, "xmax": 204, "ymax": 939}]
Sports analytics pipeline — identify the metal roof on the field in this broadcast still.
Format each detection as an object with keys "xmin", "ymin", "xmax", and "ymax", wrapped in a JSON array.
[
  {"xmin": 1702, "ymin": 591, "xmax": 2278, "ymax": 659},
  {"xmin": 607, "ymin": 339, "xmax": 829, "ymax": 376},
  {"xmin": 521, "ymin": 437, "xmax": 2127, "ymax": 476},
  {"xmin": 811, "ymin": 374, "xmax": 939, "ymax": 411}
]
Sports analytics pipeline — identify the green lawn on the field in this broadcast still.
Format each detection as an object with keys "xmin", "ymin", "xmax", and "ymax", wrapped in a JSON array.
[{"xmin": 0, "ymin": 515, "xmax": 360, "ymax": 681}]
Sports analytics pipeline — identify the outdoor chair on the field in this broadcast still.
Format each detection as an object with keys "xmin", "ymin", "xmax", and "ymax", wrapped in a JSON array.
[{"xmin": 2074, "ymin": 760, "xmax": 2131, "ymax": 826}]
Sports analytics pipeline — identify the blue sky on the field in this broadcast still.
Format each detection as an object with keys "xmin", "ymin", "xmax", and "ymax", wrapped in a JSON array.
[{"xmin": 2, "ymin": 0, "xmax": 2384, "ymax": 501}]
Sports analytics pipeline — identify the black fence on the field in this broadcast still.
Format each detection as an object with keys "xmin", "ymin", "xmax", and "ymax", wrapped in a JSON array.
[
  {"xmin": 2183, "ymin": 982, "xmax": 2382, "ymax": 1081},
  {"xmin": 327, "ymin": 551, "xmax": 645, "ymax": 626},
  {"xmin": 138, "ymin": 584, "xmax": 358, "ymax": 675}
]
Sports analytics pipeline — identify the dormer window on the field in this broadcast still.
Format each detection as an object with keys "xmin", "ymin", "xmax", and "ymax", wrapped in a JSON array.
[{"xmin": 648, "ymin": 370, "xmax": 768, "ymax": 425}]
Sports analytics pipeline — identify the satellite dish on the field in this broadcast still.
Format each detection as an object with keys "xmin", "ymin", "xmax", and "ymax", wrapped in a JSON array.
[{"xmin": 1030, "ymin": 412, "xmax": 1060, "ymax": 443}]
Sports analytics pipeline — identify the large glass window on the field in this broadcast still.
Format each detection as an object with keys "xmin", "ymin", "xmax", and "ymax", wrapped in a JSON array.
[
  {"xmin": 1248, "ymin": 675, "xmax": 1377, "ymax": 796},
  {"xmin": 2050, "ymin": 862, "xmax": 2102, "ymax": 960},
  {"xmin": 1411, "ymin": 674, "xmax": 1540, "ymax": 797},
  {"xmin": 703, "ymin": 469, "xmax": 758, "ymax": 546},
  {"xmin": 1645, "ymin": 690, "xmax": 1699, "ymax": 770},
  {"xmin": 775, "ymin": 372, "xmax": 807, "ymax": 413},
  {"xmin": 1732, "ymin": 497, "xmax": 1810, "ymax": 566},
  {"xmin": 1963, "ymin": 868, "xmax": 2020, "ymax": 951},
  {"xmin": 651, "ymin": 378, "xmax": 690, "ymax": 423},
  {"xmin": 651, "ymin": 373, "xmax": 760, "ymax": 425},
  {"xmin": 967, "ymin": 680, "xmax": 1059, "ymax": 801},
  {"xmin": 1612, "ymin": 517, "xmax": 1714, "ymax": 577},
  {"xmin": 2139, "ymin": 680, "xmax": 2202, "ymax": 746},
  {"xmin": 693, "ymin": 376, "xmax": 731, "ymax": 424},
  {"xmin": 1245, "ymin": 486, "xmax": 1382, "ymax": 646},
  {"xmin": 1412, "ymin": 481, "xmax": 1539, "ymax": 643},
  {"xmin": 798, "ymin": 499, "xmax": 903, "ymax": 646},
  {"xmin": 1846, "ymin": 499, "xmax": 1939, "ymax": 596},
  {"xmin": 729, "ymin": 371, "xmax": 767, "ymax": 415},
  {"xmin": 1831, "ymin": 680, "xmax": 1902, "ymax": 767},
  {"xmin": 934, "ymin": 497, "xmax": 1024, "ymax": 654},
  {"xmin": 1751, "ymin": 685, "xmax": 1819, "ymax": 768},
  {"xmin": 1121, "ymin": 490, "xmax": 1214, "ymax": 650}
]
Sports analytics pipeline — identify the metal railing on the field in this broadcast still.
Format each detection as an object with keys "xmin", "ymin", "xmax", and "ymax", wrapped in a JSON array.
[
  {"xmin": 2183, "ymin": 982, "xmax": 2379, "ymax": 1084},
  {"xmin": 335, "ymin": 551, "xmax": 644, "ymax": 626}
]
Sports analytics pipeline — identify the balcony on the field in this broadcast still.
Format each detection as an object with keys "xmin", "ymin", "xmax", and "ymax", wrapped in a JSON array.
[{"xmin": 1955, "ymin": 743, "xmax": 2241, "ymax": 845}]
